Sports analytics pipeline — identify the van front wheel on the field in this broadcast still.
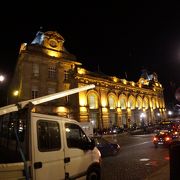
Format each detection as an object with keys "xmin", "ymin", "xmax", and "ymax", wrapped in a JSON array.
[{"xmin": 86, "ymin": 166, "xmax": 100, "ymax": 180}]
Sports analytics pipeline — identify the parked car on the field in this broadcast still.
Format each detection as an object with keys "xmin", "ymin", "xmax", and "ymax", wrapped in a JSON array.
[
  {"xmin": 169, "ymin": 129, "xmax": 179, "ymax": 139},
  {"xmin": 153, "ymin": 130, "xmax": 173, "ymax": 148},
  {"xmin": 94, "ymin": 136, "xmax": 120, "ymax": 157}
]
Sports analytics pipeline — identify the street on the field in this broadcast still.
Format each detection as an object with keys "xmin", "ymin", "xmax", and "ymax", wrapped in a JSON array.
[{"xmin": 101, "ymin": 133, "xmax": 170, "ymax": 180}]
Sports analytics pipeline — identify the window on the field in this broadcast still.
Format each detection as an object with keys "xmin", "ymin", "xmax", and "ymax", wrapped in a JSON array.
[
  {"xmin": 48, "ymin": 87, "xmax": 56, "ymax": 94},
  {"xmin": 32, "ymin": 63, "xmax": 39, "ymax": 77},
  {"xmin": 0, "ymin": 113, "xmax": 26, "ymax": 142},
  {"xmin": 109, "ymin": 95, "xmax": 117, "ymax": 109},
  {"xmin": 143, "ymin": 97, "xmax": 149, "ymax": 109},
  {"xmin": 32, "ymin": 86, "xmax": 38, "ymax": 99},
  {"xmin": 48, "ymin": 66, "xmax": 56, "ymax": 79},
  {"xmin": 128, "ymin": 96, "xmax": 136, "ymax": 109},
  {"xmin": 120, "ymin": 98, "xmax": 126, "ymax": 109},
  {"xmin": 0, "ymin": 111, "xmax": 28, "ymax": 163},
  {"xmin": 152, "ymin": 98, "xmax": 156, "ymax": 109},
  {"xmin": 88, "ymin": 93, "xmax": 98, "ymax": 109},
  {"xmin": 37, "ymin": 120, "xmax": 61, "ymax": 152},
  {"xmin": 65, "ymin": 123, "xmax": 88, "ymax": 148},
  {"xmin": 136, "ymin": 96, "xmax": 143, "ymax": 109}
]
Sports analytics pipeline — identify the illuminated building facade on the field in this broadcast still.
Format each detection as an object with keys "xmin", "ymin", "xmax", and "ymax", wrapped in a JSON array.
[{"xmin": 9, "ymin": 30, "xmax": 166, "ymax": 129}]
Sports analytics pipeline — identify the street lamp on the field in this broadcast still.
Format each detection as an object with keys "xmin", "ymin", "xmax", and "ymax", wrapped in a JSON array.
[
  {"xmin": 140, "ymin": 112, "xmax": 146, "ymax": 127},
  {"xmin": 168, "ymin": 111, "xmax": 173, "ymax": 116},
  {"xmin": 140, "ymin": 112, "xmax": 146, "ymax": 119},
  {"xmin": 0, "ymin": 75, "xmax": 5, "ymax": 82},
  {"xmin": 13, "ymin": 90, "xmax": 19, "ymax": 97},
  {"xmin": 13, "ymin": 90, "xmax": 19, "ymax": 103}
]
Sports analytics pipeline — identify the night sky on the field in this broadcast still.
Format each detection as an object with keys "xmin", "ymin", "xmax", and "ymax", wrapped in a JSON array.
[{"xmin": 0, "ymin": 2, "xmax": 179, "ymax": 107}]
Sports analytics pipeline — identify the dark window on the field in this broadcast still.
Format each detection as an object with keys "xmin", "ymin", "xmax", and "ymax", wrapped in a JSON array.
[
  {"xmin": 65, "ymin": 123, "xmax": 88, "ymax": 148},
  {"xmin": 48, "ymin": 66, "xmax": 56, "ymax": 79},
  {"xmin": 32, "ymin": 63, "xmax": 39, "ymax": 77},
  {"xmin": 37, "ymin": 120, "xmax": 61, "ymax": 151},
  {"xmin": 32, "ymin": 89, "xmax": 38, "ymax": 99}
]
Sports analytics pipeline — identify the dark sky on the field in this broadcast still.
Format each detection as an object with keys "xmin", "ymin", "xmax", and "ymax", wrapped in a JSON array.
[{"xmin": 0, "ymin": 2, "xmax": 179, "ymax": 106}]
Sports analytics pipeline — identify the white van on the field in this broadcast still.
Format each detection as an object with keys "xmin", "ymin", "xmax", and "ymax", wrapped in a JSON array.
[{"xmin": 0, "ymin": 85, "xmax": 101, "ymax": 180}]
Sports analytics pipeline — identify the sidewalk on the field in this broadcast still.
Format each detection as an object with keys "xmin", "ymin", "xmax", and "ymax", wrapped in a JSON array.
[{"xmin": 145, "ymin": 164, "xmax": 170, "ymax": 180}]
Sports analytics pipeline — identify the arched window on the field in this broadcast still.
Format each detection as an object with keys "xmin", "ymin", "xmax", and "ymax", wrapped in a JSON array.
[
  {"xmin": 156, "ymin": 98, "xmax": 159, "ymax": 108},
  {"xmin": 152, "ymin": 98, "xmax": 156, "ymax": 109},
  {"xmin": 32, "ymin": 63, "xmax": 39, "ymax": 77},
  {"xmin": 159, "ymin": 98, "xmax": 163, "ymax": 108},
  {"xmin": 119, "ymin": 95, "xmax": 127, "ymax": 109},
  {"xmin": 108, "ymin": 94, "xmax": 117, "ymax": 109},
  {"xmin": 143, "ymin": 97, "xmax": 149, "ymax": 109},
  {"xmin": 136, "ymin": 96, "xmax": 143, "ymax": 109},
  {"xmin": 88, "ymin": 92, "xmax": 98, "ymax": 109},
  {"xmin": 128, "ymin": 95, "xmax": 136, "ymax": 109}
]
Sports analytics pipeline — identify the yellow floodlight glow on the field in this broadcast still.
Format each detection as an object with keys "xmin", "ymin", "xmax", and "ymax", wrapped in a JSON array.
[
  {"xmin": 79, "ymin": 92, "xmax": 87, "ymax": 106},
  {"xmin": 77, "ymin": 68, "xmax": 86, "ymax": 75},
  {"xmin": 13, "ymin": 90, "xmax": 19, "ymax": 97},
  {"xmin": 127, "ymin": 108, "xmax": 131, "ymax": 112},
  {"xmin": 101, "ymin": 98, "xmax": 107, "ymax": 107},
  {"xmin": 113, "ymin": 76, "xmax": 118, "ymax": 83},
  {"xmin": 80, "ymin": 107, "xmax": 87, "ymax": 112},
  {"xmin": 122, "ymin": 79, "xmax": 127, "ymax": 85},
  {"xmin": 56, "ymin": 106, "xmax": 68, "ymax": 113},
  {"xmin": 131, "ymin": 82, "xmax": 135, "ymax": 86},
  {"xmin": 102, "ymin": 107, "xmax": 108, "ymax": 113},
  {"xmin": 117, "ymin": 107, "xmax": 121, "ymax": 112}
]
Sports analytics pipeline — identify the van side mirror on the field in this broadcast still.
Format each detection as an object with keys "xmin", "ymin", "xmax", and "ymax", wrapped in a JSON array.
[
  {"xmin": 89, "ymin": 138, "xmax": 95, "ymax": 150},
  {"xmin": 80, "ymin": 138, "xmax": 95, "ymax": 150}
]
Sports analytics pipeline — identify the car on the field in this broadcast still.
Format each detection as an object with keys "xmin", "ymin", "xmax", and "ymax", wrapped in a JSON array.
[
  {"xmin": 153, "ymin": 130, "xmax": 173, "ymax": 148},
  {"xmin": 171, "ymin": 130, "xmax": 179, "ymax": 139},
  {"xmin": 94, "ymin": 136, "xmax": 120, "ymax": 157}
]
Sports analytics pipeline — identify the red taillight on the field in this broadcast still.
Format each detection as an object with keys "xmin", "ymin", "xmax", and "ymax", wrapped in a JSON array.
[
  {"xmin": 153, "ymin": 137, "xmax": 157, "ymax": 141},
  {"xmin": 165, "ymin": 137, "xmax": 171, "ymax": 141}
]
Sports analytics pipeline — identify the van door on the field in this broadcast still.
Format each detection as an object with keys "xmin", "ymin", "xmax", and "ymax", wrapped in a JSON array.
[
  {"xmin": 31, "ymin": 113, "xmax": 65, "ymax": 180},
  {"xmin": 64, "ymin": 122, "xmax": 94, "ymax": 179}
]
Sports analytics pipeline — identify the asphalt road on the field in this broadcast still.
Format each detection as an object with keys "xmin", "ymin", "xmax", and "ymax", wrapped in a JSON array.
[{"xmin": 101, "ymin": 133, "xmax": 169, "ymax": 180}]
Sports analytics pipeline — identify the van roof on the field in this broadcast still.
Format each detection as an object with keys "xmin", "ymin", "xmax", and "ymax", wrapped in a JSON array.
[{"xmin": 31, "ymin": 112, "xmax": 78, "ymax": 123}]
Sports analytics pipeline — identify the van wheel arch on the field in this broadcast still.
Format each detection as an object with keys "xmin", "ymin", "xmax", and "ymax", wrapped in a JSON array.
[{"xmin": 86, "ymin": 162, "xmax": 101, "ymax": 180}]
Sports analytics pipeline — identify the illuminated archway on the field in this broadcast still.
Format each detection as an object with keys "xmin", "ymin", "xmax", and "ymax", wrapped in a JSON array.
[
  {"xmin": 87, "ymin": 91, "xmax": 99, "ymax": 109},
  {"xmin": 136, "ymin": 96, "xmax": 143, "ymax": 109},
  {"xmin": 143, "ymin": 97, "xmax": 149, "ymax": 109},
  {"xmin": 128, "ymin": 95, "xmax": 136, "ymax": 109},
  {"xmin": 119, "ymin": 94, "xmax": 127, "ymax": 109},
  {"xmin": 159, "ymin": 98, "xmax": 163, "ymax": 108},
  {"xmin": 152, "ymin": 98, "xmax": 156, "ymax": 109},
  {"xmin": 162, "ymin": 99, "xmax": 165, "ymax": 108},
  {"xmin": 155, "ymin": 98, "xmax": 159, "ymax": 108},
  {"xmin": 87, "ymin": 90, "xmax": 100, "ymax": 129},
  {"xmin": 108, "ymin": 93, "xmax": 118, "ymax": 109}
]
